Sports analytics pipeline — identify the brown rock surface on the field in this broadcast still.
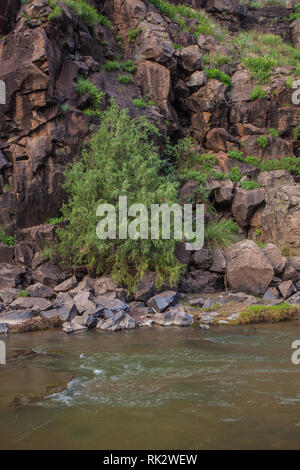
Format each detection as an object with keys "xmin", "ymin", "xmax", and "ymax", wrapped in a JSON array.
[{"xmin": 226, "ymin": 240, "xmax": 274, "ymax": 296}]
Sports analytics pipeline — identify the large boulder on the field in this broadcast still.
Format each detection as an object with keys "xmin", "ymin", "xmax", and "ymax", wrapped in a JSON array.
[
  {"xmin": 147, "ymin": 291, "xmax": 177, "ymax": 313},
  {"xmin": 226, "ymin": 240, "xmax": 274, "ymax": 296},
  {"xmin": 26, "ymin": 282, "xmax": 54, "ymax": 299},
  {"xmin": 232, "ymin": 188, "xmax": 265, "ymax": 227},
  {"xmin": 178, "ymin": 45, "xmax": 203, "ymax": 73},
  {"xmin": 282, "ymin": 257, "xmax": 300, "ymax": 282},
  {"xmin": 279, "ymin": 281, "xmax": 295, "ymax": 300},
  {"xmin": 10, "ymin": 296, "xmax": 52, "ymax": 313},
  {"xmin": 134, "ymin": 272, "xmax": 156, "ymax": 302},
  {"xmin": 32, "ymin": 262, "xmax": 67, "ymax": 288},
  {"xmin": 0, "ymin": 264, "xmax": 25, "ymax": 289},
  {"xmin": 262, "ymin": 244, "xmax": 286, "ymax": 275},
  {"xmin": 179, "ymin": 270, "xmax": 224, "ymax": 293}
]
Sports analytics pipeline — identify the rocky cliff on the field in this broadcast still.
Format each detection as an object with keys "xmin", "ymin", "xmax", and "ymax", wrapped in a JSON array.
[{"xmin": 0, "ymin": 0, "xmax": 300, "ymax": 303}]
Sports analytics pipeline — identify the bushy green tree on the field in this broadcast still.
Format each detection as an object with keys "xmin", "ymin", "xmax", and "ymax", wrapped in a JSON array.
[{"xmin": 57, "ymin": 100, "xmax": 184, "ymax": 291}]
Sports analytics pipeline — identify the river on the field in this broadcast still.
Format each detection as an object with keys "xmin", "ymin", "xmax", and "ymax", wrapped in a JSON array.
[{"xmin": 0, "ymin": 323, "xmax": 300, "ymax": 449}]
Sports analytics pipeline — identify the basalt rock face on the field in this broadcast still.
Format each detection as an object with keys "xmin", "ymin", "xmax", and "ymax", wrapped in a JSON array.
[{"xmin": 0, "ymin": 0, "xmax": 299, "ymax": 304}]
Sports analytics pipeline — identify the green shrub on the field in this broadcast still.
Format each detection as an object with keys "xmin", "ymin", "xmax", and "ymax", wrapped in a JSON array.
[
  {"xmin": 173, "ymin": 42, "xmax": 183, "ymax": 50},
  {"xmin": 293, "ymin": 125, "xmax": 300, "ymax": 141},
  {"xmin": 228, "ymin": 167, "xmax": 242, "ymax": 183},
  {"xmin": 115, "ymin": 35, "xmax": 124, "ymax": 49},
  {"xmin": 132, "ymin": 97, "xmax": 155, "ymax": 108},
  {"xmin": 256, "ymin": 135, "xmax": 269, "ymax": 148},
  {"xmin": 17, "ymin": 291, "xmax": 30, "ymax": 298},
  {"xmin": 46, "ymin": 217, "xmax": 64, "ymax": 225},
  {"xmin": 213, "ymin": 171, "xmax": 227, "ymax": 180},
  {"xmin": 259, "ymin": 157, "xmax": 300, "ymax": 175},
  {"xmin": 148, "ymin": 0, "xmax": 225, "ymax": 40},
  {"xmin": 122, "ymin": 59, "xmax": 137, "ymax": 74},
  {"xmin": 228, "ymin": 150, "xmax": 244, "ymax": 161},
  {"xmin": 0, "ymin": 227, "xmax": 14, "ymax": 246},
  {"xmin": 74, "ymin": 77, "xmax": 104, "ymax": 108},
  {"xmin": 61, "ymin": 103, "xmax": 70, "ymax": 114},
  {"xmin": 241, "ymin": 179, "xmax": 261, "ymax": 190},
  {"xmin": 206, "ymin": 68, "xmax": 232, "ymax": 88},
  {"xmin": 204, "ymin": 220, "xmax": 238, "ymax": 248},
  {"xmin": 56, "ymin": 101, "xmax": 184, "ymax": 291},
  {"xmin": 83, "ymin": 109, "xmax": 102, "ymax": 117},
  {"xmin": 233, "ymin": 31, "xmax": 299, "ymax": 83},
  {"xmin": 269, "ymin": 128, "xmax": 279, "ymax": 138},
  {"xmin": 105, "ymin": 60, "xmax": 121, "ymax": 71},
  {"xmin": 48, "ymin": 5, "xmax": 62, "ymax": 21},
  {"xmin": 242, "ymin": 55, "xmax": 275, "ymax": 84},
  {"xmin": 250, "ymin": 86, "xmax": 268, "ymax": 100},
  {"xmin": 244, "ymin": 155, "xmax": 260, "ymax": 167},
  {"xmin": 128, "ymin": 29, "xmax": 140, "ymax": 43},
  {"xmin": 117, "ymin": 75, "xmax": 132, "ymax": 85},
  {"xmin": 48, "ymin": 0, "xmax": 111, "ymax": 27},
  {"xmin": 286, "ymin": 77, "xmax": 293, "ymax": 89},
  {"xmin": 204, "ymin": 53, "xmax": 232, "ymax": 67}
]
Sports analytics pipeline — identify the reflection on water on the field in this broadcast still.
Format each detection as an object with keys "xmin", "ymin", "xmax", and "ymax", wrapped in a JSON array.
[{"xmin": 0, "ymin": 323, "xmax": 300, "ymax": 449}]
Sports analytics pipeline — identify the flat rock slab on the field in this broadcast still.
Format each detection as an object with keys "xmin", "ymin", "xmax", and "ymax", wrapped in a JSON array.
[
  {"xmin": 10, "ymin": 297, "xmax": 52, "ymax": 312},
  {"xmin": 54, "ymin": 276, "xmax": 78, "ymax": 293},
  {"xmin": 0, "ymin": 310, "xmax": 35, "ymax": 324}
]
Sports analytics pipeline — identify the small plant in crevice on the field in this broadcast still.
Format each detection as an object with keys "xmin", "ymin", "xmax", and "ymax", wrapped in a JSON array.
[
  {"xmin": 241, "ymin": 179, "xmax": 261, "ymax": 190},
  {"xmin": 206, "ymin": 68, "xmax": 232, "ymax": 88},
  {"xmin": 17, "ymin": 291, "xmax": 30, "ymax": 298},
  {"xmin": 104, "ymin": 60, "xmax": 121, "ymax": 71},
  {"xmin": 228, "ymin": 150, "xmax": 244, "ymax": 161},
  {"xmin": 204, "ymin": 220, "xmax": 238, "ymax": 249},
  {"xmin": 293, "ymin": 125, "xmax": 300, "ymax": 141},
  {"xmin": 47, "ymin": 0, "xmax": 111, "ymax": 28},
  {"xmin": 0, "ymin": 227, "xmax": 14, "ymax": 246},
  {"xmin": 256, "ymin": 135, "xmax": 269, "ymax": 149},
  {"xmin": 128, "ymin": 29, "xmax": 140, "ymax": 44},
  {"xmin": 250, "ymin": 86, "xmax": 267, "ymax": 100},
  {"xmin": 228, "ymin": 167, "xmax": 243, "ymax": 183},
  {"xmin": 74, "ymin": 77, "xmax": 105, "ymax": 109},
  {"xmin": 132, "ymin": 97, "xmax": 155, "ymax": 108},
  {"xmin": 269, "ymin": 128, "xmax": 279, "ymax": 138},
  {"xmin": 117, "ymin": 75, "xmax": 132, "ymax": 85},
  {"xmin": 48, "ymin": 4, "xmax": 63, "ymax": 21}
]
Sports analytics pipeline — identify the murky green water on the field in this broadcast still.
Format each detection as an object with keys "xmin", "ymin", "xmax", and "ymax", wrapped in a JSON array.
[{"xmin": 0, "ymin": 323, "xmax": 300, "ymax": 450}]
